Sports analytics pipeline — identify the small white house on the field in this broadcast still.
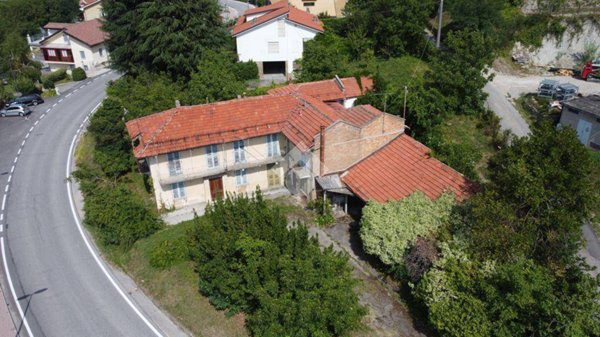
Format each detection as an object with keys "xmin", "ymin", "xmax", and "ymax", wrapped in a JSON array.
[
  {"xmin": 38, "ymin": 19, "xmax": 108, "ymax": 73},
  {"xmin": 232, "ymin": 1, "xmax": 324, "ymax": 80}
]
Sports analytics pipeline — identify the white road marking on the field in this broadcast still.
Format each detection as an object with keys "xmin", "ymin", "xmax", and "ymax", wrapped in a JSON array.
[
  {"xmin": 1, "ymin": 194, "xmax": 5, "ymax": 211},
  {"xmin": 21, "ymin": 140, "xmax": 25, "ymax": 147},
  {"xmin": 74, "ymin": 89, "xmax": 79, "ymax": 93},
  {"xmin": 66, "ymin": 93, "xmax": 72, "ymax": 97},
  {"xmin": 0, "ymin": 225, "xmax": 3, "ymax": 232},
  {"xmin": 65, "ymin": 102, "xmax": 164, "ymax": 337},
  {"xmin": 29, "ymin": 126, "xmax": 34, "ymax": 133},
  {"xmin": 25, "ymin": 132, "xmax": 30, "ymax": 139},
  {"xmin": 17, "ymin": 148, "xmax": 21, "ymax": 155},
  {"xmin": 34, "ymin": 120, "xmax": 39, "ymax": 126},
  {"xmin": 58, "ymin": 99, "xmax": 63, "ymax": 103},
  {"xmin": 4, "ymin": 185, "xmax": 8, "ymax": 193},
  {"xmin": 52, "ymin": 103, "xmax": 57, "ymax": 107},
  {"xmin": 1, "ymin": 238, "xmax": 35, "ymax": 337},
  {"xmin": 13, "ymin": 157, "xmax": 17, "ymax": 164},
  {"xmin": 7, "ymin": 175, "xmax": 11, "ymax": 183},
  {"xmin": 0, "ymin": 213, "xmax": 3, "ymax": 221},
  {"xmin": 40, "ymin": 114, "xmax": 45, "ymax": 119},
  {"xmin": 46, "ymin": 109, "xmax": 51, "ymax": 113},
  {"xmin": 10, "ymin": 166, "xmax": 14, "ymax": 174}
]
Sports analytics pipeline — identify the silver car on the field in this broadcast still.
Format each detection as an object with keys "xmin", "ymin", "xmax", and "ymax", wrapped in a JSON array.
[{"xmin": 0, "ymin": 104, "xmax": 32, "ymax": 117}]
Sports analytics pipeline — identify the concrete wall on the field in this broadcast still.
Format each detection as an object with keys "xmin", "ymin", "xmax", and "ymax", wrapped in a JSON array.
[
  {"xmin": 147, "ymin": 134, "xmax": 285, "ymax": 209},
  {"xmin": 83, "ymin": 2, "xmax": 103, "ymax": 21},
  {"xmin": 560, "ymin": 107, "xmax": 600, "ymax": 148},
  {"xmin": 236, "ymin": 18, "xmax": 318, "ymax": 75}
]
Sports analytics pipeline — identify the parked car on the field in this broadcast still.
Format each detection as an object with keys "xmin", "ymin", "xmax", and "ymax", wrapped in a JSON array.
[
  {"xmin": 6, "ymin": 94, "xmax": 44, "ymax": 107},
  {"xmin": 0, "ymin": 104, "xmax": 32, "ymax": 117}
]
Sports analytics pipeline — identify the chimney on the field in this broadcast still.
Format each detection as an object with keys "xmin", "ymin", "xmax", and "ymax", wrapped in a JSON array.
[{"xmin": 319, "ymin": 125, "xmax": 326, "ymax": 176}]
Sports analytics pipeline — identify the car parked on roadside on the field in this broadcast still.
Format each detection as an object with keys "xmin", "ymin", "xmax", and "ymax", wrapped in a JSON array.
[
  {"xmin": 6, "ymin": 94, "xmax": 44, "ymax": 107},
  {"xmin": 0, "ymin": 104, "xmax": 32, "ymax": 117}
]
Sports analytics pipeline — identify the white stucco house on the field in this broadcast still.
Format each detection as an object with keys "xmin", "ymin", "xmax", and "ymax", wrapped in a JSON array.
[
  {"xmin": 232, "ymin": 1, "xmax": 324, "ymax": 80},
  {"xmin": 38, "ymin": 19, "xmax": 108, "ymax": 73}
]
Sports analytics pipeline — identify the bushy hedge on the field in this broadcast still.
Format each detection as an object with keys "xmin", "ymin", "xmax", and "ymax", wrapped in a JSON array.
[
  {"xmin": 234, "ymin": 60, "xmax": 259, "ymax": 81},
  {"xmin": 190, "ymin": 190, "xmax": 366, "ymax": 336},
  {"xmin": 72, "ymin": 67, "xmax": 87, "ymax": 81},
  {"xmin": 44, "ymin": 69, "xmax": 68, "ymax": 83}
]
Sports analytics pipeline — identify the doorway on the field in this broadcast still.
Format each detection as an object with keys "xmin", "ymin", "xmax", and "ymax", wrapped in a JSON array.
[
  {"xmin": 267, "ymin": 164, "xmax": 281, "ymax": 187},
  {"xmin": 209, "ymin": 177, "xmax": 224, "ymax": 201},
  {"xmin": 262, "ymin": 61, "xmax": 286, "ymax": 75},
  {"xmin": 576, "ymin": 119, "xmax": 592, "ymax": 145}
]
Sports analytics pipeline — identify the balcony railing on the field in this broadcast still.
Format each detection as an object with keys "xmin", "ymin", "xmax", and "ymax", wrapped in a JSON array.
[{"xmin": 159, "ymin": 155, "xmax": 284, "ymax": 185}]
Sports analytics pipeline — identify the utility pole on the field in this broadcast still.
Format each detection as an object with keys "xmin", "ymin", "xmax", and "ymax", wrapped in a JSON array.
[{"xmin": 436, "ymin": 0, "xmax": 444, "ymax": 49}]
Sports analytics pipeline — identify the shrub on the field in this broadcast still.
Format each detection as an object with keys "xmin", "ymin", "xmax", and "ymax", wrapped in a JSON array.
[
  {"xmin": 42, "ymin": 77, "xmax": 55, "ymax": 89},
  {"xmin": 149, "ymin": 239, "xmax": 188, "ymax": 269},
  {"xmin": 307, "ymin": 197, "xmax": 335, "ymax": 227},
  {"xmin": 234, "ymin": 60, "xmax": 259, "ymax": 81},
  {"xmin": 45, "ymin": 69, "xmax": 68, "ymax": 83},
  {"xmin": 14, "ymin": 77, "xmax": 36, "ymax": 94},
  {"xmin": 82, "ymin": 184, "xmax": 164, "ymax": 248},
  {"xmin": 72, "ymin": 67, "xmax": 87, "ymax": 81},
  {"xmin": 360, "ymin": 191, "xmax": 455, "ymax": 266}
]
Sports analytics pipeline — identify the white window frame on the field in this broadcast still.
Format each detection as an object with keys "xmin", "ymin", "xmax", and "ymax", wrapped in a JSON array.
[
  {"xmin": 167, "ymin": 152, "xmax": 182, "ymax": 176},
  {"xmin": 267, "ymin": 134, "xmax": 280, "ymax": 157},
  {"xmin": 233, "ymin": 140, "xmax": 246, "ymax": 163},
  {"xmin": 171, "ymin": 182, "xmax": 186, "ymax": 199},
  {"xmin": 206, "ymin": 144, "xmax": 219, "ymax": 168},
  {"xmin": 79, "ymin": 50, "xmax": 86, "ymax": 59},
  {"xmin": 61, "ymin": 50, "xmax": 69, "ymax": 57},
  {"xmin": 268, "ymin": 41, "xmax": 279, "ymax": 54},
  {"xmin": 47, "ymin": 49, "xmax": 56, "ymax": 57},
  {"xmin": 235, "ymin": 169, "xmax": 248, "ymax": 186},
  {"xmin": 63, "ymin": 35, "xmax": 70, "ymax": 44}
]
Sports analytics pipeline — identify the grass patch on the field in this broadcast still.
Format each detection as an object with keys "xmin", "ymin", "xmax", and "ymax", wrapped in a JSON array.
[
  {"xmin": 124, "ymin": 221, "xmax": 248, "ymax": 337},
  {"xmin": 433, "ymin": 114, "xmax": 497, "ymax": 180},
  {"xmin": 372, "ymin": 56, "xmax": 429, "ymax": 90}
]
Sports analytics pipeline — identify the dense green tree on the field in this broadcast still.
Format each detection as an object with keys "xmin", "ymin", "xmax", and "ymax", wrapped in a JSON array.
[
  {"xmin": 87, "ymin": 98, "xmax": 133, "ymax": 177},
  {"xmin": 107, "ymin": 71, "xmax": 185, "ymax": 119},
  {"xmin": 466, "ymin": 123, "xmax": 598, "ymax": 269},
  {"xmin": 360, "ymin": 192, "xmax": 455, "ymax": 265},
  {"xmin": 297, "ymin": 31, "xmax": 353, "ymax": 82},
  {"xmin": 185, "ymin": 50, "xmax": 247, "ymax": 104},
  {"xmin": 344, "ymin": 0, "xmax": 435, "ymax": 57},
  {"xmin": 190, "ymin": 191, "xmax": 366, "ymax": 336},
  {"xmin": 103, "ymin": 0, "xmax": 230, "ymax": 79},
  {"xmin": 447, "ymin": 0, "xmax": 506, "ymax": 35},
  {"xmin": 45, "ymin": 0, "xmax": 80, "ymax": 22},
  {"xmin": 416, "ymin": 246, "xmax": 600, "ymax": 337}
]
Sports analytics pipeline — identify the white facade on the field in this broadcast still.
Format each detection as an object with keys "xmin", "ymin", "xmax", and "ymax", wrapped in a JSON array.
[
  {"xmin": 70, "ymin": 38, "xmax": 108, "ymax": 71},
  {"xmin": 235, "ymin": 17, "xmax": 319, "ymax": 77}
]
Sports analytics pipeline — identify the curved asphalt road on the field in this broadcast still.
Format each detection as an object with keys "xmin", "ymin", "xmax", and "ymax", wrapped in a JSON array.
[{"xmin": 0, "ymin": 72, "xmax": 185, "ymax": 337}]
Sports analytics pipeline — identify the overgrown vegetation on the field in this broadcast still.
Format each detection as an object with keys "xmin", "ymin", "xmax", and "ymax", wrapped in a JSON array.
[
  {"xmin": 190, "ymin": 191, "xmax": 366, "ymax": 336},
  {"xmin": 71, "ymin": 67, "xmax": 87, "ymax": 81}
]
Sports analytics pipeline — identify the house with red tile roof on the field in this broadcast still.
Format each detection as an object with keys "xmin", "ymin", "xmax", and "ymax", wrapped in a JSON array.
[
  {"xmin": 39, "ymin": 19, "xmax": 108, "ymax": 73},
  {"xmin": 126, "ymin": 76, "xmax": 471, "ymax": 211},
  {"xmin": 232, "ymin": 2, "xmax": 324, "ymax": 80}
]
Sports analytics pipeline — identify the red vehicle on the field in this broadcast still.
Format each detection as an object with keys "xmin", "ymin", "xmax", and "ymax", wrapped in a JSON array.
[{"xmin": 582, "ymin": 60, "xmax": 599, "ymax": 81}]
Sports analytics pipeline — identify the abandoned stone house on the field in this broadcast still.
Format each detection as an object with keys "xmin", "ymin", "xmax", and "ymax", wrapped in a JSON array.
[{"xmin": 126, "ymin": 76, "xmax": 472, "ymax": 211}]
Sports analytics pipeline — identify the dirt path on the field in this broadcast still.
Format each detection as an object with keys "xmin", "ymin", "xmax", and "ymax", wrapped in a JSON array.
[{"xmin": 307, "ymin": 222, "xmax": 427, "ymax": 337}]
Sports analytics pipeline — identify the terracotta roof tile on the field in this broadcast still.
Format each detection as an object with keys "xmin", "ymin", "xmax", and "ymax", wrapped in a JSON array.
[
  {"xmin": 342, "ymin": 135, "xmax": 474, "ymax": 202},
  {"xmin": 232, "ymin": 3, "xmax": 323, "ymax": 36},
  {"xmin": 269, "ymin": 77, "xmax": 373, "ymax": 102},
  {"xmin": 42, "ymin": 19, "xmax": 106, "ymax": 46},
  {"xmin": 337, "ymin": 105, "xmax": 382, "ymax": 127},
  {"xmin": 44, "ymin": 22, "xmax": 71, "ymax": 30}
]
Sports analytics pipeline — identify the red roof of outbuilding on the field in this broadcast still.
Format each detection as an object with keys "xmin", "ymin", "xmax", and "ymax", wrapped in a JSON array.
[
  {"xmin": 232, "ymin": 2, "xmax": 323, "ymax": 36},
  {"xmin": 269, "ymin": 77, "xmax": 373, "ymax": 102},
  {"xmin": 44, "ymin": 22, "xmax": 71, "ymax": 30},
  {"xmin": 342, "ymin": 135, "xmax": 474, "ymax": 202}
]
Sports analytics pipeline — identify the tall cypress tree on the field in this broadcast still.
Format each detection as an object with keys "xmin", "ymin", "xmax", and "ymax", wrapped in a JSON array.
[{"xmin": 103, "ymin": 0, "xmax": 229, "ymax": 79}]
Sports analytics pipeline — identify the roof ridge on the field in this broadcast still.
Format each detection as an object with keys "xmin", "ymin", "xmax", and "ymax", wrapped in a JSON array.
[{"xmin": 139, "ymin": 108, "xmax": 180, "ymax": 156}]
